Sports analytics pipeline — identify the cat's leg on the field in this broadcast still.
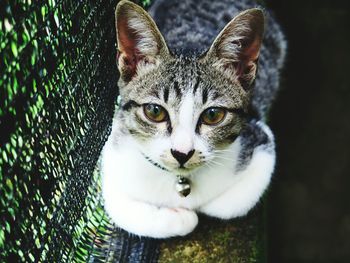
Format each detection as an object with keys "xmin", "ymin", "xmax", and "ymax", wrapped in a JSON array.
[
  {"xmin": 103, "ymin": 190, "xmax": 198, "ymax": 238},
  {"xmin": 198, "ymin": 121, "xmax": 275, "ymax": 219}
]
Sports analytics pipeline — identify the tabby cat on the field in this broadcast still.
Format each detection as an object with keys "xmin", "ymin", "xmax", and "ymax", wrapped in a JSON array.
[{"xmin": 101, "ymin": 0, "xmax": 286, "ymax": 238}]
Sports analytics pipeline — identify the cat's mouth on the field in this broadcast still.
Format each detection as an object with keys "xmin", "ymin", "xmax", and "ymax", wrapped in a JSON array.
[
  {"xmin": 175, "ymin": 166, "xmax": 195, "ymax": 175},
  {"xmin": 173, "ymin": 161, "xmax": 205, "ymax": 175}
]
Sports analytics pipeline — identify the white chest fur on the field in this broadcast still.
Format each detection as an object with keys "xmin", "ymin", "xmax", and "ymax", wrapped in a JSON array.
[{"xmin": 102, "ymin": 133, "xmax": 240, "ymax": 208}]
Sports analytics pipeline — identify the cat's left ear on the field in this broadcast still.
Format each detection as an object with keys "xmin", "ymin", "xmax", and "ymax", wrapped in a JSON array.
[{"xmin": 202, "ymin": 9, "xmax": 265, "ymax": 90}]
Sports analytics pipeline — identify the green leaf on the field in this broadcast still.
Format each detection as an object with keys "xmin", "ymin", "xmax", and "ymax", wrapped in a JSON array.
[{"xmin": 11, "ymin": 42, "xmax": 18, "ymax": 57}]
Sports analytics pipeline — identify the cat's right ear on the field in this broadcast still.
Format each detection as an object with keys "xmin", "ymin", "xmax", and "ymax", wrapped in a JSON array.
[{"xmin": 115, "ymin": 0, "xmax": 169, "ymax": 83}]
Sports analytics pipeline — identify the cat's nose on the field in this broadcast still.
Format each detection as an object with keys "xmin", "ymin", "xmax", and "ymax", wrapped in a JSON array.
[{"xmin": 171, "ymin": 149, "xmax": 195, "ymax": 166}]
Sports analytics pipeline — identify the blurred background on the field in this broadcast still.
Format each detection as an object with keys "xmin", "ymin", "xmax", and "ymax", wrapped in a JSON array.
[{"xmin": 266, "ymin": 0, "xmax": 350, "ymax": 262}]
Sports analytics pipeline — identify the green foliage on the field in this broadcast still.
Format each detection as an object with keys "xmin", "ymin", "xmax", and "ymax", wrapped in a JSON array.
[
  {"xmin": 142, "ymin": 0, "xmax": 152, "ymax": 7},
  {"xmin": 0, "ymin": 0, "xmax": 119, "ymax": 261}
]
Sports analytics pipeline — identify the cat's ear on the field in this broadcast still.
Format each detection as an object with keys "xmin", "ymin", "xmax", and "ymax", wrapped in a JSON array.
[
  {"xmin": 203, "ymin": 9, "xmax": 265, "ymax": 90},
  {"xmin": 115, "ymin": 0, "xmax": 169, "ymax": 83}
]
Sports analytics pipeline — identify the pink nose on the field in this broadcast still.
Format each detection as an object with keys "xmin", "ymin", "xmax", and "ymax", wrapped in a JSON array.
[{"xmin": 171, "ymin": 149, "xmax": 195, "ymax": 166}]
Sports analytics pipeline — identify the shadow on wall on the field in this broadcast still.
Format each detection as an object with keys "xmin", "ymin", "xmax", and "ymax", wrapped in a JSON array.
[{"xmin": 266, "ymin": 0, "xmax": 350, "ymax": 262}]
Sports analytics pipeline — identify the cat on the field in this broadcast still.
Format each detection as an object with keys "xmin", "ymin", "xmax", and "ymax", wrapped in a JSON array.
[{"xmin": 101, "ymin": 0, "xmax": 286, "ymax": 238}]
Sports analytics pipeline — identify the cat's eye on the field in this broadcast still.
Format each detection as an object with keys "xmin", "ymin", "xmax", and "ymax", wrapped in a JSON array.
[
  {"xmin": 201, "ymin": 107, "xmax": 226, "ymax": 125},
  {"xmin": 143, "ymin": 104, "xmax": 167, "ymax": 122}
]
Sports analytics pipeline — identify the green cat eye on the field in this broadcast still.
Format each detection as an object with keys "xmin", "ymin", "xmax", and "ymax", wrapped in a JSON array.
[
  {"xmin": 143, "ymin": 104, "xmax": 167, "ymax": 122},
  {"xmin": 201, "ymin": 107, "xmax": 226, "ymax": 125}
]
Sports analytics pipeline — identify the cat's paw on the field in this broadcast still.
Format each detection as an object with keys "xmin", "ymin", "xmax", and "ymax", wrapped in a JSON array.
[{"xmin": 154, "ymin": 207, "xmax": 198, "ymax": 237}]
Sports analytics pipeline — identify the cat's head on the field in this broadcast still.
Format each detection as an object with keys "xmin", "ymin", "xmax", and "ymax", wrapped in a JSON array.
[{"xmin": 114, "ymin": 0, "xmax": 264, "ymax": 174}]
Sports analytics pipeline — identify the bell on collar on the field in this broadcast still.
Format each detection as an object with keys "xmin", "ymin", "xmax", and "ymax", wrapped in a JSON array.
[{"xmin": 175, "ymin": 176, "xmax": 191, "ymax": 197}]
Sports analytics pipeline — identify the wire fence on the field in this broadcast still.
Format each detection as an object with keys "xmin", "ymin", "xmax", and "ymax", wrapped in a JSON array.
[{"xmin": 0, "ymin": 0, "xmax": 160, "ymax": 261}]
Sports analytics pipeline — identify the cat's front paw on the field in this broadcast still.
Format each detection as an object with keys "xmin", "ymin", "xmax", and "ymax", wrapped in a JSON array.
[{"xmin": 159, "ymin": 207, "xmax": 198, "ymax": 237}]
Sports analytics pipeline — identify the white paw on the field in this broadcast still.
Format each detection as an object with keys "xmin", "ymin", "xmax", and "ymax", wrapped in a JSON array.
[{"xmin": 157, "ymin": 207, "xmax": 198, "ymax": 237}]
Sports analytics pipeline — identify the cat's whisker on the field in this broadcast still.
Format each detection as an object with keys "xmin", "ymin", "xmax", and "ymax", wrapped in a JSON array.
[
  {"xmin": 214, "ymin": 156, "xmax": 233, "ymax": 162},
  {"xmin": 203, "ymin": 162, "xmax": 212, "ymax": 170},
  {"xmin": 203, "ymin": 160, "xmax": 219, "ymax": 171},
  {"xmin": 213, "ymin": 150, "xmax": 236, "ymax": 154},
  {"xmin": 213, "ymin": 154, "xmax": 233, "ymax": 159},
  {"xmin": 211, "ymin": 153, "xmax": 234, "ymax": 161},
  {"xmin": 213, "ymin": 149, "xmax": 236, "ymax": 154},
  {"xmin": 207, "ymin": 159, "xmax": 225, "ymax": 167}
]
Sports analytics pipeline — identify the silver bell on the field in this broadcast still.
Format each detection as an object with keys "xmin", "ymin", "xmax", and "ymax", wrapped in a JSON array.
[{"xmin": 175, "ymin": 176, "xmax": 191, "ymax": 197}]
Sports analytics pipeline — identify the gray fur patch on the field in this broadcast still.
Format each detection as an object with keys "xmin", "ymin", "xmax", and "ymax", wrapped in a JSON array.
[{"xmin": 235, "ymin": 120, "xmax": 274, "ymax": 172}]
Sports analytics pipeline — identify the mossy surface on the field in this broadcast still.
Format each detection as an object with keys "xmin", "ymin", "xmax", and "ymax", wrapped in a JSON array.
[{"xmin": 158, "ymin": 207, "xmax": 264, "ymax": 263}]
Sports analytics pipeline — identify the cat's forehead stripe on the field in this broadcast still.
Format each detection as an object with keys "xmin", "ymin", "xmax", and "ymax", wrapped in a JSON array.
[
  {"xmin": 173, "ymin": 80, "xmax": 182, "ymax": 98},
  {"xmin": 163, "ymin": 86, "xmax": 169, "ymax": 103},
  {"xmin": 192, "ymin": 67, "xmax": 201, "ymax": 95},
  {"xmin": 202, "ymin": 86, "xmax": 208, "ymax": 104}
]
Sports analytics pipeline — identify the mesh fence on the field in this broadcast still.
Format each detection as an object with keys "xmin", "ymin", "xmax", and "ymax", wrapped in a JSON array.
[{"xmin": 0, "ymin": 0, "xmax": 160, "ymax": 262}]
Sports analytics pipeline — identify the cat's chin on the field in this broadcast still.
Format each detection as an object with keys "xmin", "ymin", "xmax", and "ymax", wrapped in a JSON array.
[{"xmin": 170, "ymin": 165, "xmax": 202, "ymax": 176}]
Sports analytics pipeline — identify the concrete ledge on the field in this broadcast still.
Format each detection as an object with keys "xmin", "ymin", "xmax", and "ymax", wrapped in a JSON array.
[{"xmin": 158, "ymin": 207, "xmax": 265, "ymax": 263}]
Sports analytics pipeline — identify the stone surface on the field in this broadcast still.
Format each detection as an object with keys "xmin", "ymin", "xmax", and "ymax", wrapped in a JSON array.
[{"xmin": 159, "ymin": 207, "xmax": 265, "ymax": 263}]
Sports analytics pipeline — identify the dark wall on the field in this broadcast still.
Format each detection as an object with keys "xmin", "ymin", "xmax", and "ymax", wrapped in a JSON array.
[{"xmin": 266, "ymin": 0, "xmax": 350, "ymax": 262}]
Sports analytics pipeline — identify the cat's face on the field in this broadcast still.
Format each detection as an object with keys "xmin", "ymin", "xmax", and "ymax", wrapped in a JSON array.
[
  {"xmin": 114, "ymin": 1, "xmax": 264, "ymax": 174},
  {"xmin": 118, "ymin": 58, "xmax": 249, "ymax": 174}
]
